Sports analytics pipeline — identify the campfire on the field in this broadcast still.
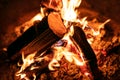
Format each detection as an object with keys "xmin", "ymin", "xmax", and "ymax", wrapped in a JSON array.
[{"xmin": 0, "ymin": 0, "xmax": 120, "ymax": 80}]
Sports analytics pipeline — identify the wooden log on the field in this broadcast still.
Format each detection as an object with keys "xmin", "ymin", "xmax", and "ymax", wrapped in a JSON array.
[
  {"xmin": 21, "ymin": 28, "xmax": 59, "ymax": 55},
  {"xmin": 72, "ymin": 26, "xmax": 103, "ymax": 80},
  {"xmin": 7, "ymin": 17, "xmax": 48, "ymax": 58},
  {"xmin": 7, "ymin": 12, "xmax": 66, "ymax": 59},
  {"xmin": 48, "ymin": 12, "xmax": 66, "ymax": 37},
  {"xmin": 21, "ymin": 12, "xmax": 66, "ymax": 55}
]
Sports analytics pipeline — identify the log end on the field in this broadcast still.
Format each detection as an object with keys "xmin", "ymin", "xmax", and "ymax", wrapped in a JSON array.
[{"xmin": 48, "ymin": 12, "xmax": 67, "ymax": 37}]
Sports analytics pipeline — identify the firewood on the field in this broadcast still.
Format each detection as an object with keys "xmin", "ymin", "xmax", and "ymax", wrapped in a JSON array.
[
  {"xmin": 72, "ymin": 26, "xmax": 103, "ymax": 80},
  {"xmin": 21, "ymin": 28, "xmax": 59, "ymax": 55},
  {"xmin": 48, "ymin": 12, "xmax": 67, "ymax": 37},
  {"xmin": 7, "ymin": 17, "xmax": 48, "ymax": 58},
  {"xmin": 22, "ymin": 12, "xmax": 66, "ymax": 55},
  {"xmin": 7, "ymin": 12, "xmax": 66, "ymax": 60}
]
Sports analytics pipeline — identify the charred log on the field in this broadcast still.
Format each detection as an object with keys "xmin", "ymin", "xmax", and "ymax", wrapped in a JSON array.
[
  {"xmin": 7, "ymin": 12, "xmax": 66, "ymax": 60},
  {"xmin": 72, "ymin": 26, "xmax": 103, "ymax": 80},
  {"xmin": 7, "ymin": 17, "xmax": 48, "ymax": 58}
]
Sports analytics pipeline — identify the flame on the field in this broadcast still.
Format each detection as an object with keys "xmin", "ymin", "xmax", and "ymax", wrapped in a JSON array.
[
  {"xmin": 49, "ymin": 26, "xmax": 85, "ymax": 70},
  {"xmin": 31, "ymin": 13, "xmax": 43, "ymax": 21},
  {"xmin": 61, "ymin": 0, "xmax": 81, "ymax": 27},
  {"xmin": 16, "ymin": 0, "xmax": 111, "ymax": 79},
  {"xmin": 18, "ymin": 52, "xmax": 36, "ymax": 73},
  {"xmin": 16, "ymin": 51, "xmax": 51, "ymax": 79},
  {"xmin": 16, "ymin": 73, "xmax": 28, "ymax": 80},
  {"xmin": 47, "ymin": 0, "xmax": 88, "ymax": 71},
  {"xmin": 84, "ymin": 19, "xmax": 110, "ymax": 44},
  {"xmin": 33, "ymin": 73, "xmax": 36, "ymax": 80},
  {"xmin": 16, "ymin": 52, "xmax": 37, "ymax": 79},
  {"xmin": 61, "ymin": 0, "xmax": 81, "ymax": 21},
  {"xmin": 48, "ymin": 0, "xmax": 110, "ymax": 77},
  {"xmin": 31, "ymin": 8, "xmax": 45, "ymax": 21}
]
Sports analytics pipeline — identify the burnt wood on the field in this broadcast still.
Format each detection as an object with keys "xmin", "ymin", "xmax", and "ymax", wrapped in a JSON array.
[
  {"xmin": 7, "ymin": 17, "xmax": 49, "ymax": 58},
  {"xmin": 72, "ymin": 26, "xmax": 103, "ymax": 80},
  {"xmin": 21, "ymin": 27, "xmax": 59, "ymax": 55},
  {"xmin": 7, "ymin": 12, "xmax": 66, "ymax": 60}
]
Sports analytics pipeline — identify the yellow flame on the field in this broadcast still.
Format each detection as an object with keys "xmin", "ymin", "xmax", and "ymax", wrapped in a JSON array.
[
  {"xmin": 16, "ymin": 73, "xmax": 29, "ymax": 80},
  {"xmin": 17, "ymin": 52, "xmax": 36, "ymax": 73},
  {"xmin": 61, "ymin": 0, "xmax": 81, "ymax": 27},
  {"xmin": 31, "ymin": 8, "xmax": 45, "ymax": 21},
  {"xmin": 33, "ymin": 73, "xmax": 36, "ymax": 80},
  {"xmin": 63, "ymin": 25, "xmax": 74, "ymax": 39},
  {"xmin": 16, "ymin": 51, "xmax": 50, "ymax": 79},
  {"xmin": 31, "ymin": 13, "xmax": 43, "ymax": 21}
]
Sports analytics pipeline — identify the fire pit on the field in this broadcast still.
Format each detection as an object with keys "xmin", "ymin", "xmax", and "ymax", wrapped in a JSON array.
[{"xmin": 0, "ymin": 0, "xmax": 120, "ymax": 80}]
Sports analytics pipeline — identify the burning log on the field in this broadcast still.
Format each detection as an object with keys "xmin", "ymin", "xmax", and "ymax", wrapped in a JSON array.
[
  {"xmin": 7, "ymin": 17, "xmax": 48, "ymax": 58},
  {"xmin": 72, "ymin": 26, "xmax": 103, "ymax": 80},
  {"xmin": 7, "ymin": 12, "xmax": 66, "ymax": 60}
]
